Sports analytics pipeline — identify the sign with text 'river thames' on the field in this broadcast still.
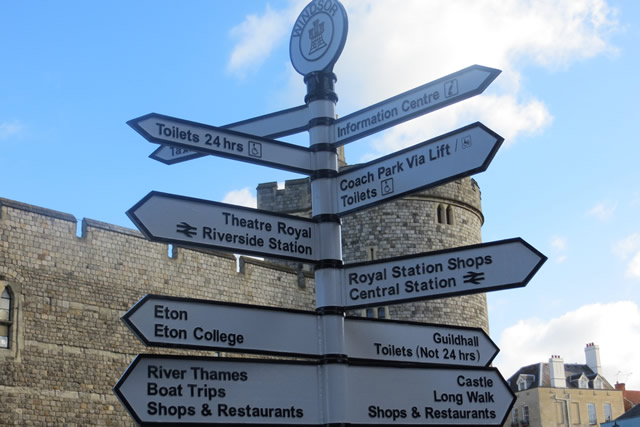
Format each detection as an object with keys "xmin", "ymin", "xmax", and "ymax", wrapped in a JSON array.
[
  {"xmin": 127, "ymin": 191, "xmax": 319, "ymax": 262},
  {"xmin": 342, "ymin": 238, "xmax": 546, "ymax": 309},
  {"xmin": 123, "ymin": 294, "xmax": 499, "ymax": 367},
  {"xmin": 336, "ymin": 122, "xmax": 502, "ymax": 216},
  {"xmin": 333, "ymin": 65, "xmax": 500, "ymax": 146},
  {"xmin": 129, "ymin": 113, "xmax": 313, "ymax": 174},
  {"xmin": 114, "ymin": 355, "xmax": 514, "ymax": 425}
]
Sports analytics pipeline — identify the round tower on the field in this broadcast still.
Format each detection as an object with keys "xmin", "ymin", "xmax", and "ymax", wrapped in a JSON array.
[
  {"xmin": 257, "ymin": 169, "xmax": 489, "ymax": 333},
  {"xmin": 340, "ymin": 176, "xmax": 488, "ymax": 332}
]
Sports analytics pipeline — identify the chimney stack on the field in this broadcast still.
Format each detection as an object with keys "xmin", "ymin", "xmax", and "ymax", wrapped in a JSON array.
[
  {"xmin": 585, "ymin": 342, "xmax": 602, "ymax": 375},
  {"xmin": 549, "ymin": 355, "xmax": 566, "ymax": 388}
]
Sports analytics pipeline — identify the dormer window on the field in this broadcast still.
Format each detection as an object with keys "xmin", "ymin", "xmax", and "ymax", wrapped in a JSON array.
[
  {"xmin": 579, "ymin": 376, "xmax": 588, "ymax": 389},
  {"xmin": 593, "ymin": 377, "xmax": 603, "ymax": 390},
  {"xmin": 517, "ymin": 374, "xmax": 534, "ymax": 391}
]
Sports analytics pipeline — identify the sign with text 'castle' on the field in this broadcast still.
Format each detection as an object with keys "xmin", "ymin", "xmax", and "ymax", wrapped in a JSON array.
[
  {"xmin": 342, "ymin": 238, "xmax": 546, "ymax": 309},
  {"xmin": 336, "ymin": 122, "xmax": 503, "ymax": 216},
  {"xmin": 114, "ymin": 355, "xmax": 515, "ymax": 425},
  {"xmin": 123, "ymin": 294, "xmax": 499, "ymax": 367},
  {"xmin": 127, "ymin": 191, "xmax": 319, "ymax": 262}
]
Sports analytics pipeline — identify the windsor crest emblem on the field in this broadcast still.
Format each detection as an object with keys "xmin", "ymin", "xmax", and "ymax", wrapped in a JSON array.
[{"xmin": 290, "ymin": 0, "xmax": 348, "ymax": 76}]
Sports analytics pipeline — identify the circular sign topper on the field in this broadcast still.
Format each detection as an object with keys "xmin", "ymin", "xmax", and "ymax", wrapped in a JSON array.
[{"xmin": 289, "ymin": 0, "xmax": 348, "ymax": 76}]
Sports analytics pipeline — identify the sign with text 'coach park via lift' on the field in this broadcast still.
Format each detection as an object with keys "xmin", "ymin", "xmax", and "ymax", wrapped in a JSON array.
[
  {"xmin": 114, "ymin": 354, "xmax": 515, "ymax": 425},
  {"xmin": 123, "ymin": 294, "xmax": 499, "ymax": 367},
  {"xmin": 336, "ymin": 122, "xmax": 503, "ymax": 216}
]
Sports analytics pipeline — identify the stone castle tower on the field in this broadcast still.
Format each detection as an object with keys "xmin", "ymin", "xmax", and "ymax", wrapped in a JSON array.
[{"xmin": 257, "ymin": 148, "xmax": 488, "ymax": 332}]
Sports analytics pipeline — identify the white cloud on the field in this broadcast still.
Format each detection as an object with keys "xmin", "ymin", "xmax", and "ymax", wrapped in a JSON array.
[
  {"xmin": 228, "ymin": 0, "xmax": 618, "ymax": 157},
  {"xmin": 587, "ymin": 201, "xmax": 617, "ymax": 221},
  {"xmin": 0, "ymin": 120, "xmax": 23, "ymax": 140},
  {"xmin": 550, "ymin": 236, "xmax": 568, "ymax": 263},
  {"xmin": 226, "ymin": 4, "xmax": 298, "ymax": 77},
  {"xmin": 494, "ymin": 301, "xmax": 640, "ymax": 390},
  {"xmin": 612, "ymin": 234, "xmax": 640, "ymax": 279},
  {"xmin": 222, "ymin": 187, "xmax": 257, "ymax": 208},
  {"xmin": 626, "ymin": 252, "xmax": 640, "ymax": 279}
]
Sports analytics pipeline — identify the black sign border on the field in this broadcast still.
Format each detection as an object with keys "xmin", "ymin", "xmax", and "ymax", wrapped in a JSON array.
[
  {"xmin": 130, "ymin": 112, "xmax": 313, "ymax": 175},
  {"xmin": 342, "ymin": 237, "xmax": 547, "ymax": 310},
  {"xmin": 336, "ymin": 122, "xmax": 503, "ymax": 217},
  {"xmin": 127, "ymin": 191, "xmax": 320, "ymax": 264}
]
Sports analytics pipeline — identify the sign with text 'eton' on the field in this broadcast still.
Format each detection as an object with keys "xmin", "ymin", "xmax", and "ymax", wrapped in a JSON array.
[
  {"xmin": 127, "ymin": 191, "xmax": 319, "ymax": 262},
  {"xmin": 343, "ymin": 238, "xmax": 546, "ymax": 309},
  {"xmin": 336, "ymin": 122, "xmax": 503, "ymax": 216},
  {"xmin": 123, "ymin": 294, "xmax": 499, "ymax": 367},
  {"xmin": 114, "ymin": 355, "xmax": 515, "ymax": 425}
]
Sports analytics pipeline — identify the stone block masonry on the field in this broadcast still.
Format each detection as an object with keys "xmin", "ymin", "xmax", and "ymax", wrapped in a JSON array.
[
  {"xmin": 0, "ymin": 197, "xmax": 315, "ymax": 425},
  {"xmin": 0, "ymin": 173, "xmax": 489, "ymax": 425}
]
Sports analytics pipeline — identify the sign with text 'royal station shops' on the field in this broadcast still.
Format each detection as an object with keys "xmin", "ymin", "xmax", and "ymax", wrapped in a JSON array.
[{"xmin": 118, "ymin": 0, "xmax": 546, "ymax": 425}]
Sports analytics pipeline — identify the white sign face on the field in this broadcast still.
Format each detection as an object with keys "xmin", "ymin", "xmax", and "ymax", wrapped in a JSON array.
[
  {"xmin": 336, "ymin": 122, "xmax": 502, "ymax": 216},
  {"xmin": 290, "ymin": 0, "xmax": 348, "ymax": 75},
  {"xmin": 344, "ymin": 318, "xmax": 498, "ymax": 367},
  {"xmin": 114, "ymin": 356, "xmax": 322, "ymax": 425},
  {"xmin": 333, "ymin": 65, "xmax": 501, "ymax": 146},
  {"xmin": 149, "ymin": 105, "xmax": 311, "ymax": 165},
  {"xmin": 129, "ymin": 113, "xmax": 313, "ymax": 174},
  {"xmin": 342, "ymin": 238, "xmax": 546, "ymax": 309},
  {"xmin": 123, "ymin": 295, "xmax": 321, "ymax": 357},
  {"xmin": 127, "ymin": 192, "xmax": 319, "ymax": 262},
  {"xmin": 123, "ymin": 294, "xmax": 497, "ymax": 367},
  {"xmin": 114, "ymin": 356, "xmax": 514, "ymax": 425},
  {"xmin": 338, "ymin": 364, "xmax": 514, "ymax": 425}
]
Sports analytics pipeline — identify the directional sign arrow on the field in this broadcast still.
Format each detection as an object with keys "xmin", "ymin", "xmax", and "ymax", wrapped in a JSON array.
[
  {"xmin": 114, "ymin": 355, "xmax": 515, "ymax": 425},
  {"xmin": 336, "ymin": 122, "xmax": 502, "ymax": 216},
  {"xmin": 122, "ymin": 295, "xmax": 322, "ymax": 358},
  {"xmin": 127, "ymin": 191, "xmax": 319, "ymax": 262},
  {"xmin": 149, "ymin": 104, "xmax": 311, "ymax": 165},
  {"xmin": 128, "ymin": 112, "xmax": 313, "ymax": 174},
  {"xmin": 342, "ymin": 238, "xmax": 546, "ymax": 309},
  {"xmin": 333, "ymin": 64, "xmax": 501, "ymax": 146},
  {"xmin": 344, "ymin": 317, "xmax": 499, "ymax": 367},
  {"xmin": 122, "ymin": 294, "xmax": 498, "ymax": 367}
]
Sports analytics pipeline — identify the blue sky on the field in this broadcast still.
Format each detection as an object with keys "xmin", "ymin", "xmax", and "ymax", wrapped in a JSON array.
[{"xmin": 2, "ymin": 1, "xmax": 639, "ymax": 388}]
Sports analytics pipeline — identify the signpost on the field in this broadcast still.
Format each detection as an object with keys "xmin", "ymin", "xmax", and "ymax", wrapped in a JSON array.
[
  {"xmin": 129, "ymin": 113, "xmax": 314, "ymax": 174},
  {"xmin": 119, "ymin": 1, "xmax": 546, "ymax": 426},
  {"xmin": 342, "ymin": 238, "xmax": 546, "ymax": 309},
  {"xmin": 126, "ymin": 191, "xmax": 319, "ymax": 262},
  {"xmin": 149, "ymin": 105, "xmax": 311, "ymax": 165},
  {"xmin": 336, "ymin": 122, "xmax": 503, "ymax": 216},
  {"xmin": 333, "ymin": 64, "xmax": 501, "ymax": 146},
  {"xmin": 114, "ymin": 355, "xmax": 514, "ymax": 425},
  {"xmin": 123, "ymin": 294, "xmax": 499, "ymax": 367}
]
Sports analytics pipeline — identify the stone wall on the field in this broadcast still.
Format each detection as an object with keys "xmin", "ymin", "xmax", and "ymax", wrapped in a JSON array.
[{"xmin": 0, "ymin": 197, "xmax": 314, "ymax": 426}]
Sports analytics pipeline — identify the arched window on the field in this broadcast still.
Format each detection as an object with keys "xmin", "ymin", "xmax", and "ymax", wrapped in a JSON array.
[
  {"xmin": 437, "ymin": 205, "xmax": 445, "ymax": 224},
  {"xmin": 446, "ymin": 206, "xmax": 454, "ymax": 225},
  {"xmin": 0, "ymin": 286, "xmax": 12, "ymax": 349}
]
